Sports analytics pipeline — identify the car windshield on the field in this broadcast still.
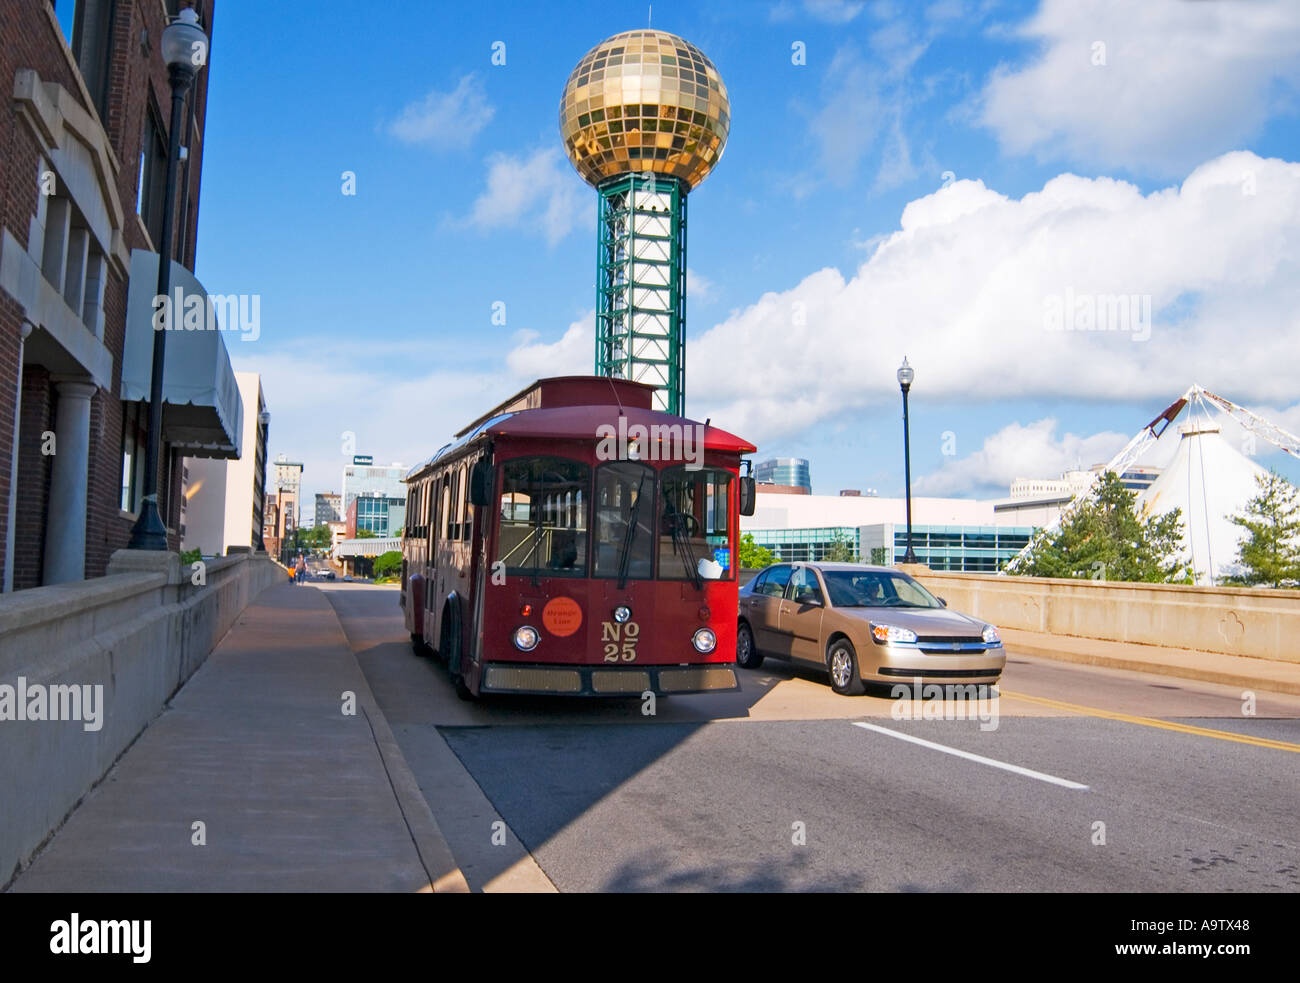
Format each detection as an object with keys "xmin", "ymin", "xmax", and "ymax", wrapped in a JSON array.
[{"xmin": 820, "ymin": 570, "xmax": 942, "ymax": 609}]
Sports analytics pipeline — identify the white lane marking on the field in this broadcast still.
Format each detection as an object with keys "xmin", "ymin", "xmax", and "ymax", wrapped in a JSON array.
[{"xmin": 852, "ymin": 722, "xmax": 1090, "ymax": 790}]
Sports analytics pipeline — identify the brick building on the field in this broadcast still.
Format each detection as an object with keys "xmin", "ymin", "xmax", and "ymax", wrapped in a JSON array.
[{"xmin": 0, "ymin": 1, "xmax": 240, "ymax": 591}]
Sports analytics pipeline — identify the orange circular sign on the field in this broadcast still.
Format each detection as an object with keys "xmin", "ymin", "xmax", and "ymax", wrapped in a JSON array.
[{"xmin": 542, "ymin": 597, "xmax": 583, "ymax": 637}]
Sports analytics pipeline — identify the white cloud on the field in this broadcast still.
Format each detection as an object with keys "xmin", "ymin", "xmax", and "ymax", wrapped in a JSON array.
[
  {"xmin": 772, "ymin": 0, "xmax": 864, "ymax": 23},
  {"xmin": 914, "ymin": 418, "xmax": 1128, "ymax": 496},
  {"xmin": 807, "ymin": 47, "xmax": 888, "ymax": 186},
  {"xmin": 464, "ymin": 148, "xmax": 591, "ymax": 245},
  {"xmin": 980, "ymin": 0, "xmax": 1300, "ymax": 176},
  {"xmin": 233, "ymin": 348, "xmax": 501, "ymax": 508},
  {"xmin": 682, "ymin": 151, "xmax": 1300, "ymax": 448},
  {"xmin": 387, "ymin": 75, "xmax": 494, "ymax": 151},
  {"xmin": 504, "ymin": 311, "xmax": 593, "ymax": 379},
  {"xmin": 688, "ymin": 269, "xmax": 717, "ymax": 303}
]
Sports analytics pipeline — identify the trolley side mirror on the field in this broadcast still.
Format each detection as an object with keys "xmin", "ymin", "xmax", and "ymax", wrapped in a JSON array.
[
  {"xmin": 469, "ymin": 458, "xmax": 494, "ymax": 507},
  {"xmin": 739, "ymin": 476, "xmax": 756, "ymax": 516}
]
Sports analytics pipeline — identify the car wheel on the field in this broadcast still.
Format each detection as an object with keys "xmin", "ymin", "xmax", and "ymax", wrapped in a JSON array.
[
  {"xmin": 827, "ymin": 638, "xmax": 865, "ymax": 696},
  {"xmin": 736, "ymin": 622, "xmax": 764, "ymax": 669},
  {"xmin": 410, "ymin": 632, "xmax": 431, "ymax": 658}
]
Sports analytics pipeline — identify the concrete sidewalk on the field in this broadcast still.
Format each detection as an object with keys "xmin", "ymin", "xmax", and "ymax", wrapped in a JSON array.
[
  {"xmin": 8, "ymin": 582, "xmax": 467, "ymax": 893},
  {"xmin": 1004, "ymin": 628, "xmax": 1300, "ymax": 696}
]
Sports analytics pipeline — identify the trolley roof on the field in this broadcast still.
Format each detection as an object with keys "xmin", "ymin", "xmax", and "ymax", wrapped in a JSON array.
[{"xmin": 405, "ymin": 377, "xmax": 755, "ymax": 481}]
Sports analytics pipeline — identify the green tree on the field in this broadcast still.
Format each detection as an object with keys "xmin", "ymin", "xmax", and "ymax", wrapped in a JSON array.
[
  {"xmin": 356, "ymin": 529, "xmax": 378, "ymax": 539},
  {"xmin": 1017, "ymin": 471, "xmax": 1188, "ymax": 582},
  {"xmin": 1228, "ymin": 470, "xmax": 1300, "ymax": 588},
  {"xmin": 372, "ymin": 550, "xmax": 403, "ymax": 579},
  {"xmin": 738, "ymin": 533, "xmax": 775, "ymax": 569},
  {"xmin": 824, "ymin": 530, "xmax": 859, "ymax": 562}
]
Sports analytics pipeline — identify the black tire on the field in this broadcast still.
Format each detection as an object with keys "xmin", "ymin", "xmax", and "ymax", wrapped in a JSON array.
[
  {"xmin": 411, "ymin": 632, "xmax": 431, "ymax": 657},
  {"xmin": 736, "ymin": 622, "xmax": 764, "ymax": 669},
  {"xmin": 827, "ymin": 638, "xmax": 865, "ymax": 696},
  {"xmin": 441, "ymin": 615, "xmax": 477, "ymax": 701}
]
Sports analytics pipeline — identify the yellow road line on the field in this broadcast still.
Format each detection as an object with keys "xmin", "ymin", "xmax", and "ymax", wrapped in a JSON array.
[{"xmin": 998, "ymin": 689, "xmax": 1300, "ymax": 754}]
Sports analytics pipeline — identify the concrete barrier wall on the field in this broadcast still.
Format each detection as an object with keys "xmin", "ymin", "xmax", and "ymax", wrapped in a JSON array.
[
  {"xmin": 0, "ymin": 551, "xmax": 282, "ymax": 886},
  {"xmin": 908, "ymin": 570, "xmax": 1300, "ymax": 663}
]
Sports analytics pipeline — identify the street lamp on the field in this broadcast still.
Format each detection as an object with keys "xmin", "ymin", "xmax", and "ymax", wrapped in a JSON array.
[
  {"xmin": 256, "ymin": 410, "xmax": 270, "ymax": 551},
  {"xmin": 897, "ymin": 356, "xmax": 917, "ymax": 564},
  {"xmin": 127, "ymin": 8, "xmax": 209, "ymax": 550}
]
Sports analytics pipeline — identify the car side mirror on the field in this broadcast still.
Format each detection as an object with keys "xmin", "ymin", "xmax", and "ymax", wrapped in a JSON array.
[
  {"xmin": 938, "ymin": 597, "xmax": 947, "ymax": 607},
  {"xmin": 739, "ymin": 476, "xmax": 756, "ymax": 516},
  {"xmin": 795, "ymin": 588, "xmax": 821, "ymax": 606},
  {"xmin": 469, "ymin": 457, "xmax": 493, "ymax": 507}
]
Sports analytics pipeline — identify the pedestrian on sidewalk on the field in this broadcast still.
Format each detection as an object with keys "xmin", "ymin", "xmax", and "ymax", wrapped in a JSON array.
[{"xmin": 295, "ymin": 554, "xmax": 307, "ymax": 584}]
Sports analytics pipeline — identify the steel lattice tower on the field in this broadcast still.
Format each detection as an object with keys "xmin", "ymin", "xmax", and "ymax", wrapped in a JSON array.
[{"xmin": 560, "ymin": 29, "xmax": 729, "ymax": 416}]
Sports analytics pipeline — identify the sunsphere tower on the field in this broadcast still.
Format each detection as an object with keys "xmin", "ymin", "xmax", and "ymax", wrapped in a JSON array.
[{"xmin": 559, "ymin": 29, "xmax": 730, "ymax": 415}]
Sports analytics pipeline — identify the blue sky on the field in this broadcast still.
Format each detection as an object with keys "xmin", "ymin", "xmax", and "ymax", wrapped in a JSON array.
[{"xmin": 191, "ymin": 0, "xmax": 1300, "ymax": 509}]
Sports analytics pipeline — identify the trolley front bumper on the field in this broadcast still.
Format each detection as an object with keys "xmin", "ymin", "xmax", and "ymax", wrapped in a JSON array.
[{"xmin": 479, "ymin": 662, "xmax": 739, "ymax": 697}]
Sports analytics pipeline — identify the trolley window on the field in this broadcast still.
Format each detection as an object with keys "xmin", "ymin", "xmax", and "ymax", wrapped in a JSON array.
[
  {"xmin": 658, "ymin": 466, "xmax": 734, "ymax": 582},
  {"xmin": 495, "ymin": 456, "xmax": 590, "ymax": 578},
  {"xmin": 593, "ymin": 461, "xmax": 655, "ymax": 581}
]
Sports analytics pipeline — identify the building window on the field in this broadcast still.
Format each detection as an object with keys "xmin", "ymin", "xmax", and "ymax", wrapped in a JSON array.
[
  {"xmin": 120, "ymin": 402, "xmax": 147, "ymax": 513},
  {"xmin": 137, "ymin": 106, "xmax": 168, "ymax": 245},
  {"xmin": 70, "ymin": 0, "xmax": 115, "ymax": 120}
]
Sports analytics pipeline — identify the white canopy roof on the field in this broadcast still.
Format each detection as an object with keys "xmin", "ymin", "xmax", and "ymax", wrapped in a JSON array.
[{"xmin": 1138, "ymin": 424, "xmax": 1267, "ymax": 584}]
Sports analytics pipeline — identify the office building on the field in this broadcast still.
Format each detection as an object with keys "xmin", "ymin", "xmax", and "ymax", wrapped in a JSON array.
[
  {"xmin": 181, "ymin": 373, "xmax": 268, "ymax": 556},
  {"xmin": 754, "ymin": 457, "xmax": 811, "ymax": 492},
  {"xmin": 341, "ymin": 459, "xmax": 405, "ymax": 511},
  {"xmin": 1, "ymin": 0, "xmax": 231, "ymax": 591},
  {"xmin": 315, "ymin": 491, "xmax": 342, "ymax": 526}
]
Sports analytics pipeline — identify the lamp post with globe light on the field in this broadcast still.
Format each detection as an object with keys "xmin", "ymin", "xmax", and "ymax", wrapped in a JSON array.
[
  {"xmin": 898, "ymin": 356, "xmax": 918, "ymax": 564},
  {"xmin": 127, "ymin": 8, "xmax": 208, "ymax": 550}
]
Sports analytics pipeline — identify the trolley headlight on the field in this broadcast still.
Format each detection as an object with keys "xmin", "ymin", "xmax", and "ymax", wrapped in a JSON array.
[
  {"xmin": 982, "ymin": 625, "xmax": 1002, "ymax": 645},
  {"xmin": 513, "ymin": 626, "xmax": 540, "ymax": 652},
  {"xmin": 870, "ymin": 623, "xmax": 917, "ymax": 644},
  {"xmin": 692, "ymin": 628, "xmax": 717, "ymax": 653},
  {"xmin": 613, "ymin": 605, "xmax": 632, "ymax": 624}
]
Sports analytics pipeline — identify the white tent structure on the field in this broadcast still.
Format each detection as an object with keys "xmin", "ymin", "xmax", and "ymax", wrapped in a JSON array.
[
  {"xmin": 1005, "ymin": 385, "xmax": 1300, "ymax": 582},
  {"xmin": 1138, "ymin": 424, "xmax": 1268, "ymax": 585}
]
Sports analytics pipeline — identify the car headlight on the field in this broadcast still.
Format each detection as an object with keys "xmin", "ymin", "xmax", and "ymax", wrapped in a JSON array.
[
  {"xmin": 613, "ymin": 605, "xmax": 632, "ymax": 624},
  {"xmin": 871, "ymin": 623, "xmax": 917, "ymax": 644},
  {"xmin": 692, "ymin": 628, "xmax": 716, "ymax": 653},
  {"xmin": 982, "ymin": 625, "xmax": 1002, "ymax": 645},
  {"xmin": 513, "ymin": 626, "xmax": 540, "ymax": 651}
]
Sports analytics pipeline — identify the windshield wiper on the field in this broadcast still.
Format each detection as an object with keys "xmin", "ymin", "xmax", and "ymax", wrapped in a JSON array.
[
  {"xmin": 616, "ymin": 472, "xmax": 648, "ymax": 589},
  {"xmin": 663, "ymin": 494, "xmax": 703, "ymax": 590}
]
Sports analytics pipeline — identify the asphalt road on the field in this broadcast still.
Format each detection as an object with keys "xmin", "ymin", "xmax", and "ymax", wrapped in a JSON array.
[{"xmin": 319, "ymin": 582, "xmax": 1300, "ymax": 892}]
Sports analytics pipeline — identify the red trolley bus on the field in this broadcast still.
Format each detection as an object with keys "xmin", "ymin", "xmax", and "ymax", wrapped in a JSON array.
[{"xmin": 400, "ymin": 376, "xmax": 757, "ymax": 699}]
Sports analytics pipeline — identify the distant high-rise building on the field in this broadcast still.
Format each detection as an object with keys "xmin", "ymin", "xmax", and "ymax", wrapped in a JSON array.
[
  {"xmin": 341, "ymin": 459, "xmax": 405, "ymax": 511},
  {"xmin": 315, "ymin": 492, "xmax": 342, "ymax": 526},
  {"xmin": 272, "ymin": 456, "xmax": 303, "ymax": 553},
  {"xmin": 755, "ymin": 457, "xmax": 811, "ymax": 492}
]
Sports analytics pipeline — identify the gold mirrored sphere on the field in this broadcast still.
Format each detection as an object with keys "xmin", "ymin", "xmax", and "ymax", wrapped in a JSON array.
[{"xmin": 559, "ymin": 29, "xmax": 730, "ymax": 191}]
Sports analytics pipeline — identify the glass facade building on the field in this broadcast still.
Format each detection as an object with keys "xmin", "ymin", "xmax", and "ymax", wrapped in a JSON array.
[
  {"xmin": 342, "ymin": 463, "xmax": 406, "ymax": 511},
  {"xmin": 748, "ymin": 523, "xmax": 1036, "ymax": 572},
  {"xmin": 754, "ymin": 457, "xmax": 811, "ymax": 491},
  {"xmin": 353, "ymin": 495, "xmax": 405, "ymax": 537}
]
